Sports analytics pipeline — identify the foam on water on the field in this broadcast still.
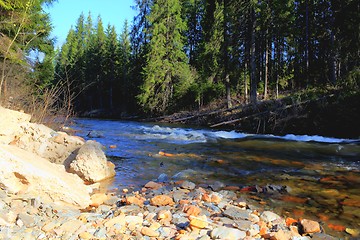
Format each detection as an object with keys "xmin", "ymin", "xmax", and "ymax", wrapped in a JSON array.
[{"xmin": 140, "ymin": 125, "xmax": 358, "ymax": 144}]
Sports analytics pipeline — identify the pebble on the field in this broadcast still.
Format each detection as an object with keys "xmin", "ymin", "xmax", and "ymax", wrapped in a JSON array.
[
  {"xmin": 223, "ymin": 206, "xmax": 251, "ymax": 220},
  {"xmin": 211, "ymin": 226, "xmax": 247, "ymax": 239},
  {"xmin": 300, "ymin": 219, "xmax": 321, "ymax": 234},
  {"xmin": 0, "ymin": 179, "xmax": 343, "ymax": 240},
  {"xmin": 180, "ymin": 180, "xmax": 196, "ymax": 190},
  {"xmin": 260, "ymin": 210, "xmax": 282, "ymax": 222},
  {"xmin": 189, "ymin": 215, "xmax": 208, "ymax": 229},
  {"xmin": 141, "ymin": 227, "xmax": 160, "ymax": 237},
  {"xmin": 150, "ymin": 195, "xmax": 174, "ymax": 206}
]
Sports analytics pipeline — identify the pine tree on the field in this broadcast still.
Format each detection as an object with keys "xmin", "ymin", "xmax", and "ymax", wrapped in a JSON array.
[{"xmin": 138, "ymin": 0, "xmax": 192, "ymax": 113}]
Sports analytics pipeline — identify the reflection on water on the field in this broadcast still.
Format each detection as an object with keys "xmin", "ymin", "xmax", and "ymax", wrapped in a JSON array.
[{"xmin": 74, "ymin": 119, "xmax": 360, "ymax": 238}]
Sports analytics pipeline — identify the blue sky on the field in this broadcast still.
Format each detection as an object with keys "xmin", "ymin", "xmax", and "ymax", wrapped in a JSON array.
[{"xmin": 45, "ymin": 0, "xmax": 136, "ymax": 48}]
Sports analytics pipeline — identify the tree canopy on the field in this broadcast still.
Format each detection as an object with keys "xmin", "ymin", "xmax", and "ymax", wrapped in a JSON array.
[{"xmin": 1, "ymin": 0, "xmax": 359, "ymax": 117}]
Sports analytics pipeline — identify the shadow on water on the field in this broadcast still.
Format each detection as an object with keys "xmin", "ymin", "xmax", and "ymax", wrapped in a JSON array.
[{"xmin": 73, "ymin": 118, "xmax": 360, "ymax": 238}]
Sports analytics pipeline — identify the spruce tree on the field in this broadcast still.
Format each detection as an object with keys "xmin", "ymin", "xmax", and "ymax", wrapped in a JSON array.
[{"xmin": 138, "ymin": 0, "xmax": 192, "ymax": 113}]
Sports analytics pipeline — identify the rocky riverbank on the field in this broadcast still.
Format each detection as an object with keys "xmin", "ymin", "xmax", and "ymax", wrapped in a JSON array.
[
  {"xmin": 0, "ymin": 178, "xmax": 345, "ymax": 240},
  {"xmin": 0, "ymin": 107, "xmax": 356, "ymax": 239}
]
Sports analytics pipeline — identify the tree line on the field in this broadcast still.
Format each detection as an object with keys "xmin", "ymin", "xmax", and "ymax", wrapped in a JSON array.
[{"xmin": 1, "ymin": 0, "xmax": 359, "ymax": 118}]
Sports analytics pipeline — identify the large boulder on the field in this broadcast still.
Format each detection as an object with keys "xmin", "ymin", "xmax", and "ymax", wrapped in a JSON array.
[
  {"xmin": 69, "ymin": 140, "xmax": 116, "ymax": 183},
  {"xmin": 16, "ymin": 123, "xmax": 85, "ymax": 165},
  {"xmin": 0, "ymin": 145, "xmax": 92, "ymax": 208},
  {"xmin": 0, "ymin": 107, "xmax": 84, "ymax": 165},
  {"xmin": 0, "ymin": 107, "xmax": 31, "ymax": 144}
]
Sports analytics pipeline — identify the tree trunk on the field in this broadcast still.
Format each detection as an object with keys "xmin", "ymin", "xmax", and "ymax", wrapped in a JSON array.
[
  {"xmin": 305, "ymin": 0, "xmax": 310, "ymax": 86},
  {"xmin": 226, "ymin": 74, "xmax": 232, "ymax": 108},
  {"xmin": 249, "ymin": 7, "xmax": 257, "ymax": 104},
  {"xmin": 264, "ymin": 33, "xmax": 269, "ymax": 100}
]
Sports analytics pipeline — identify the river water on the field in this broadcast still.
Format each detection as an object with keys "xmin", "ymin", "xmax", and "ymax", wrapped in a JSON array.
[{"xmin": 73, "ymin": 118, "xmax": 360, "ymax": 238}]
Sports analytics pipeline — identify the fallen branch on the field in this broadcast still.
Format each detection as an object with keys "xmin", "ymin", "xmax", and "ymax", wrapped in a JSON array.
[{"xmin": 210, "ymin": 94, "xmax": 335, "ymax": 128}]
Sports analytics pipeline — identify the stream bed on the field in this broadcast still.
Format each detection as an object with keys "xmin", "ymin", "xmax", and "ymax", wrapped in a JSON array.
[{"xmin": 73, "ymin": 118, "xmax": 360, "ymax": 238}]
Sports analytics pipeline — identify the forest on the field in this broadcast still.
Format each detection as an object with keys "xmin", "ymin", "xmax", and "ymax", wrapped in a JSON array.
[{"xmin": 0, "ymin": 0, "xmax": 359, "ymax": 126}]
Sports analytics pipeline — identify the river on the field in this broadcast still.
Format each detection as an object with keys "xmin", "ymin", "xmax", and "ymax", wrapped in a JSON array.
[{"xmin": 73, "ymin": 118, "xmax": 360, "ymax": 238}]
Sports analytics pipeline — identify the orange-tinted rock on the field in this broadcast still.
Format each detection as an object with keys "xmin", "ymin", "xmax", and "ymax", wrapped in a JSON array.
[
  {"xmin": 150, "ymin": 195, "xmax": 174, "ymax": 206},
  {"xmin": 144, "ymin": 181, "xmax": 162, "ymax": 190},
  {"xmin": 141, "ymin": 227, "xmax": 160, "ymax": 237},
  {"xmin": 286, "ymin": 217, "xmax": 298, "ymax": 227},
  {"xmin": 264, "ymin": 229, "xmax": 287, "ymax": 240},
  {"xmin": 211, "ymin": 193, "xmax": 222, "ymax": 204},
  {"xmin": 215, "ymin": 159, "xmax": 226, "ymax": 164},
  {"xmin": 189, "ymin": 215, "xmax": 208, "ymax": 230},
  {"xmin": 281, "ymin": 195, "xmax": 308, "ymax": 204},
  {"xmin": 317, "ymin": 213, "xmax": 329, "ymax": 222},
  {"xmin": 90, "ymin": 193, "xmax": 108, "ymax": 207},
  {"xmin": 202, "ymin": 193, "xmax": 211, "ymax": 202},
  {"xmin": 292, "ymin": 209, "xmax": 304, "ymax": 218},
  {"xmin": 327, "ymin": 223, "xmax": 346, "ymax": 232},
  {"xmin": 223, "ymin": 186, "xmax": 241, "ymax": 191},
  {"xmin": 240, "ymin": 186, "xmax": 256, "ymax": 192},
  {"xmin": 184, "ymin": 205, "xmax": 201, "ymax": 216},
  {"xmin": 126, "ymin": 196, "xmax": 145, "ymax": 206},
  {"xmin": 179, "ymin": 199, "xmax": 190, "ymax": 205},
  {"xmin": 159, "ymin": 151, "xmax": 174, "ymax": 157},
  {"xmin": 158, "ymin": 210, "xmax": 172, "ymax": 223},
  {"xmin": 340, "ymin": 199, "xmax": 360, "ymax": 207},
  {"xmin": 300, "ymin": 219, "xmax": 321, "ymax": 234}
]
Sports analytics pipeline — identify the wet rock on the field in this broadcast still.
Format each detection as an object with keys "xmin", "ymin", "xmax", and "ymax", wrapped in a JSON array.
[
  {"xmin": 312, "ymin": 233, "xmax": 338, "ymax": 240},
  {"xmin": 144, "ymin": 181, "xmax": 162, "ymax": 190},
  {"xmin": 180, "ymin": 180, "xmax": 196, "ymax": 190},
  {"xmin": 86, "ymin": 130, "xmax": 104, "ymax": 138},
  {"xmin": 172, "ymin": 169, "xmax": 197, "ymax": 180},
  {"xmin": 69, "ymin": 140, "xmax": 116, "ymax": 183},
  {"xmin": 209, "ymin": 181, "xmax": 225, "ymax": 191},
  {"xmin": 211, "ymin": 226, "xmax": 247, "ymax": 239},
  {"xmin": 345, "ymin": 228, "xmax": 360, "ymax": 237},
  {"xmin": 150, "ymin": 195, "xmax": 174, "ymax": 206},
  {"xmin": 157, "ymin": 173, "xmax": 169, "ymax": 182},
  {"xmin": 223, "ymin": 206, "xmax": 251, "ymax": 220},
  {"xmin": 300, "ymin": 219, "xmax": 321, "ymax": 234}
]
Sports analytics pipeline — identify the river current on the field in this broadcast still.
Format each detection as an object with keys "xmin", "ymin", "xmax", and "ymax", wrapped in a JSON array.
[{"xmin": 73, "ymin": 118, "xmax": 360, "ymax": 238}]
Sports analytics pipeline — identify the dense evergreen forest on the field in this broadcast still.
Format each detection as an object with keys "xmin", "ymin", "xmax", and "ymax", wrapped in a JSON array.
[{"xmin": 0, "ymin": 0, "xmax": 359, "ymax": 123}]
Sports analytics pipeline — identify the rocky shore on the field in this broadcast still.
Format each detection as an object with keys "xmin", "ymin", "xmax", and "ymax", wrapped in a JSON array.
[
  {"xmin": 0, "ymin": 107, "xmax": 354, "ymax": 239},
  {"xmin": 0, "ymin": 178, "xmax": 342, "ymax": 240}
]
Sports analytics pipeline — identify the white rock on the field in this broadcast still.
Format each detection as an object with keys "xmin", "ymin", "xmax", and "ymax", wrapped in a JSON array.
[
  {"xmin": 260, "ymin": 211, "xmax": 281, "ymax": 223},
  {"xmin": 211, "ymin": 226, "xmax": 247, "ymax": 239},
  {"xmin": 69, "ymin": 140, "xmax": 115, "ymax": 183},
  {"xmin": 0, "ymin": 144, "xmax": 91, "ymax": 208}
]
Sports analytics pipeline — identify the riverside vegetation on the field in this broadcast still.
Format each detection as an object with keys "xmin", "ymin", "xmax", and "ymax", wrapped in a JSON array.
[{"xmin": 1, "ymin": 107, "xmax": 359, "ymax": 239}]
